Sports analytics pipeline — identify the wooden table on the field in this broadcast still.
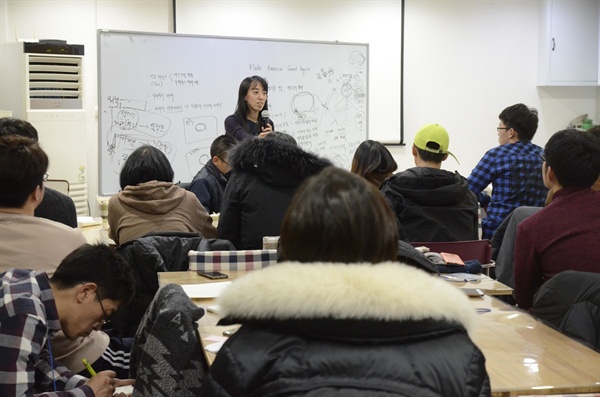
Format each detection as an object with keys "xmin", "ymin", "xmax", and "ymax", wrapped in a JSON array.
[
  {"xmin": 79, "ymin": 219, "xmax": 115, "ymax": 246},
  {"xmin": 159, "ymin": 270, "xmax": 600, "ymax": 397}
]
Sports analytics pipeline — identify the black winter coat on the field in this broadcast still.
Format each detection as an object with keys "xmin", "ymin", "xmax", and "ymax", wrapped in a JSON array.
[
  {"xmin": 217, "ymin": 139, "xmax": 332, "ymax": 249},
  {"xmin": 381, "ymin": 167, "xmax": 479, "ymax": 242},
  {"xmin": 202, "ymin": 262, "xmax": 491, "ymax": 397},
  {"xmin": 188, "ymin": 161, "xmax": 229, "ymax": 214}
]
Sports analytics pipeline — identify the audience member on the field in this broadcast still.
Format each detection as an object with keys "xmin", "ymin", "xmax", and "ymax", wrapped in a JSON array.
[
  {"xmin": 0, "ymin": 135, "xmax": 86, "ymax": 274},
  {"xmin": 514, "ymin": 129, "xmax": 600, "ymax": 310},
  {"xmin": 0, "ymin": 135, "xmax": 133, "ymax": 379},
  {"xmin": 224, "ymin": 75, "xmax": 274, "ymax": 141},
  {"xmin": 188, "ymin": 135, "xmax": 237, "ymax": 214},
  {"xmin": 108, "ymin": 145, "xmax": 217, "ymax": 245},
  {"xmin": 0, "ymin": 117, "xmax": 77, "ymax": 228},
  {"xmin": 350, "ymin": 139, "xmax": 397, "ymax": 187},
  {"xmin": 0, "ymin": 244, "xmax": 135, "ymax": 397},
  {"xmin": 381, "ymin": 124, "xmax": 478, "ymax": 242},
  {"xmin": 203, "ymin": 167, "xmax": 490, "ymax": 396},
  {"xmin": 492, "ymin": 127, "xmax": 600, "ymax": 292},
  {"xmin": 544, "ymin": 125, "xmax": 600, "ymax": 205},
  {"xmin": 217, "ymin": 132, "xmax": 331, "ymax": 249},
  {"xmin": 468, "ymin": 104, "xmax": 547, "ymax": 239}
]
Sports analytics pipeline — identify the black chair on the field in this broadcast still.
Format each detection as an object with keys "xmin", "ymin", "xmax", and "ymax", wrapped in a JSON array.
[
  {"xmin": 113, "ymin": 232, "xmax": 234, "ymax": 337},
  {"xmin": 532, "ymin": 270, "xmax": 600, "ymax": 351}
]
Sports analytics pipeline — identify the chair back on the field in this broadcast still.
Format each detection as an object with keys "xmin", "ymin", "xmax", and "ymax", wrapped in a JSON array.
[
  {"xmin": 532, "ymin": 270, "xmax": 600, "ymax": 351},
  {"xmin": 130, "ymin": 284, "xmax": 207, "ymax": 396},
  {"xmin": 46, "ymin": 179, "xmax": 70, "ymax": 195},
  {"xmin": 189, "ymin": 249, "xmax": 278, "ymax": 272},
  {"xmin": 114, "ymin": 234, "xmax": 236, "ymax": 337}
]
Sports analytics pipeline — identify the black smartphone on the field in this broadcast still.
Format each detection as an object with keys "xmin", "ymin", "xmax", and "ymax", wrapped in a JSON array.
[{"xmin": 197, "ymin": 270, "xmax": 229, "ymax": 280}]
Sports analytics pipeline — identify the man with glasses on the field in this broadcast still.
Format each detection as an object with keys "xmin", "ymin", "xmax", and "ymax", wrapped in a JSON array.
[
  {"xmin": 188, "ymin": 134, "xmax": 237, "ymax": 214},
  {"xmin": 0, "ymin": 135, "xmax": 130, "ymax": 382},
  {"xmin": 467, "ymin": 103, "xmax": 547, "ymax": 240},
  {"xmin": 0, "ymin": 244, "xmax": 135, "ymax": 396},
  {"xmin": 0, "ymin": 117, "xmax": 79, "ymax": 228}
]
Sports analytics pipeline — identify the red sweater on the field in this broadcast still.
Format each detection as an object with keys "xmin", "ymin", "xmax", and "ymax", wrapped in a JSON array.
[{"xmin": 514, "ymin": 187, "xmax": 600, "ymax": 310}]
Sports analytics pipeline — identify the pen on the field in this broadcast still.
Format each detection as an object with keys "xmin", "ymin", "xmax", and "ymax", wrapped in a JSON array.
[{"xmin": 82, "ymin": 358, "xmax": 96, "ymax": 377}]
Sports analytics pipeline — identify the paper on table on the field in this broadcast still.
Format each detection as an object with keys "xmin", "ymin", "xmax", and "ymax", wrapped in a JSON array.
[
  {"xmin": 180, "ymin": 281, "xmax": 232, "ymax": 298},
  {"xmin": 442, "ymin": 273, "xmax": 482, "ymax": 282},
  {"xmin": 115, "ymin": 384, "xmax": 133, "ymax": 395},
  {"xmin": 77, "ymin": 216, "xmax": 103, "ymax": 227},
  {"xmin": 205, "ymin": 341, "xmax": 225, "ymax": 353}
]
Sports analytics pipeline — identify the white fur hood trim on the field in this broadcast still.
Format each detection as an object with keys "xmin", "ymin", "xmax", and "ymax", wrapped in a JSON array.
[{"xmin": 217, "ymin": 262, "xmax": 476, "ymax": 334}]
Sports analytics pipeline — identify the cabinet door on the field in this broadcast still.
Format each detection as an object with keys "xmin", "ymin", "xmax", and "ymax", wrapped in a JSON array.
[{"xmin": 548, "ymin": 0, "xmax": 599, "ymax": 84}]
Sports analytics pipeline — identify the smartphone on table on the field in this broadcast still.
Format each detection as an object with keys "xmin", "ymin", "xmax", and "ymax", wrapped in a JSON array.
[{"xmin": 197, "ymin": 271, "xmax": 229, "ymax": 280}]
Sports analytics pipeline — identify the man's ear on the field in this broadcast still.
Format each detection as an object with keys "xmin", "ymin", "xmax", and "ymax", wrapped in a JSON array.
[
  {"xmin": 30, "ymin": 185, "xmax": 44, "ymax": 206},
  {"xmin": 546, "ymin": 164, "xmax": 557, "ymax": 183},
  {"xmin": 411, "ymin": 145, "xmax": 418, "ymax": 157},
  {"xmin": 77, "ymin": 282, "xmax": 98, "ymax": 303},
  {"xmin": 211, "ymin": 155, "xmax": 220, "ymax": 166}
]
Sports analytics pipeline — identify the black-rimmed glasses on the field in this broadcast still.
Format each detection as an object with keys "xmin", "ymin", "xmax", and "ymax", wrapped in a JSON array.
[
  {"xmin": 496, "ymin": 127, "xmax": 510, "ymax": 132},
  {"xmin": 96, "ymin": 290, "xmax": 111, "ymax": 326}
]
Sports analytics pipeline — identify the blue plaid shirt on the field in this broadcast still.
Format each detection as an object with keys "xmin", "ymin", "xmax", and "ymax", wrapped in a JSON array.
[
  {"xmin": 468, "ymin": 141, "xmax": 547, "ymax": 240},
  {"xmin": 0, "ymin": 269, "xmax": 92, "ymax": 397}
]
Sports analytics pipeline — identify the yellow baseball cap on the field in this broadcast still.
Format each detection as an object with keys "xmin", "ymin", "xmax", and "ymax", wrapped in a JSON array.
[{"xmin": 413, "ymin": 123, "xmax": 459, "ymax": 163}]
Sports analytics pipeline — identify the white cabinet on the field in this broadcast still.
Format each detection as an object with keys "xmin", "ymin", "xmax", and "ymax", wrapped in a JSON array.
[{"xmin": 538, "ymin": 0, "xmax": 600, "ymax": 86}]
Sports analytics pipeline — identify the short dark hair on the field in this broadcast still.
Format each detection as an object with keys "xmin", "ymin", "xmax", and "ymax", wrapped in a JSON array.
[
  {"xmin": 51, "ymin": 244, "xmax": 135, "ymax": 306},
  {"xmin": 264, "ymin": 131, "xmax": 297, "ymax": 146},
  {"xmin": 351, "ymin": 140, "xmax": 398, "ymax": 186},
  {"xmin": 0, "ymin": 117, "xmax": 39, "ymax": 141},
  {"xmin": 280, "ymin": 167, "xmax": 399, "ymax": 263},
  {"xmin": 544, "ymin": 129, "xmax": 600, "ymax": 188},
  {"xmin": 0, "ymin": 135, "xmax": 48, "ymax": 208},
  {"xmin": 210, "ymin": 135, "xmax": 237, "ymax": 158},
  {"xmin": 119, "ymin": 145, "xmax": 174, "ymax": 189},
  {"xmin": 415, "ymin": 147, "xmax": 447, "ymax": 164},
  {"xmin": 499, "ymin": 103, "xmax": 539, "ymax": 141}
]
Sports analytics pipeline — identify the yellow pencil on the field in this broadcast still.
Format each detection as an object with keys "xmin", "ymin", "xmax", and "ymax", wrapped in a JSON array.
[{"xmin": 82, "ymin": 358, "xmax": 96, "ymax": 377}]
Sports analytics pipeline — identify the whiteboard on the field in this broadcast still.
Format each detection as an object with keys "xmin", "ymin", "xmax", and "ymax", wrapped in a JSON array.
[{"xmin": 98, "ymin": 30, "xmax": 368, "ymax": 196}]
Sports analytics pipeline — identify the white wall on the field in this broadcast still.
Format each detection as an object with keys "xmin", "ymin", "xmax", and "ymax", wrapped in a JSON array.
[{"xmin": 1, "ymin": 0, "xmax": 598, "ymax": 215}]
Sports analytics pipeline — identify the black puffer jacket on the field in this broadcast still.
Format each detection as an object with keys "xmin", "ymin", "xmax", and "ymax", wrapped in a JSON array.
[
  {"xmin": 381, "ymin": 167, "xmax": 479, "ymax": 242},
  {"xmin": 217, "ymin": 139, "xmax": 332, "ymax": 249},
  {"xmin": 202, "ymin": 262, "xmax": 490, "ymax": 397}
]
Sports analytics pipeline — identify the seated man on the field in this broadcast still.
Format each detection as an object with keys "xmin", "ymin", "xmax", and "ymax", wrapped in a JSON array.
[
  {"xmin": 188, "ymin": 134, "xmax": 237, "ymax": 214},
  {"xmin": 0, "ymin": 244, "xmax": 135, "ymax": 396},
  {"xmin": 0, "ymin": 135, "xmax": 130, "ymax": 379},
  {"xmin": 0, "ymin": 117, "xmax": 78, "ymax": 228},
  {"xmin": 381, "ymin": 124, "xmax": 479, "ymax": 242},
  {"xmin": 514, "ymin": 129, "xmax": 600, "ymax": 310},
  {"xmin": 468, "ymin": 104, "xmax": 547, "ymax": 240}
]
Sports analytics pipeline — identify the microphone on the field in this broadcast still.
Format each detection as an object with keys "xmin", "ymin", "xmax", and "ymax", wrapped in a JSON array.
[{"xmin": 261, "ymin": 110, "xmax": 270, "ymax": 129}]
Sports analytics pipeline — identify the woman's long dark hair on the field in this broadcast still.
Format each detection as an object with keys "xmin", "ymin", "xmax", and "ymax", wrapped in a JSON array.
[{"xmin": 233, "ymin": 75, "xmax": 270, "ymax": 133}]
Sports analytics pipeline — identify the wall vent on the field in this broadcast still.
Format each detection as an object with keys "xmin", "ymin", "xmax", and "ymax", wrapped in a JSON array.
[{"xmin": 26, "ymin": 54, "xmax": 83, "ymax": 110}]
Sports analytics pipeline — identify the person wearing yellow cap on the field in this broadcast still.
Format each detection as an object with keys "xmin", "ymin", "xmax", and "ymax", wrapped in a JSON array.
[{"xmin": 380, "ymin": 123, "xmax": 479, "ymax": 242}]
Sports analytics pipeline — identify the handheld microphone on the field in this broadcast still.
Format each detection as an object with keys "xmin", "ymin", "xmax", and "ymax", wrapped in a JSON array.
[{"xmin": 261, "ymin": 110, "xmax": 270, "ymax": 128}]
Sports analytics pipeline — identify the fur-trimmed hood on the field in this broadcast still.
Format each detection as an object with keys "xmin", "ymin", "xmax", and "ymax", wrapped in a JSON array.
[
  {"xmin": 217, "ymin": 262, "xmax": 476, "ymax": 336},
  {"xmin": 228, "ymin": 138, "xmax": 332, "ymax": 187}
]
